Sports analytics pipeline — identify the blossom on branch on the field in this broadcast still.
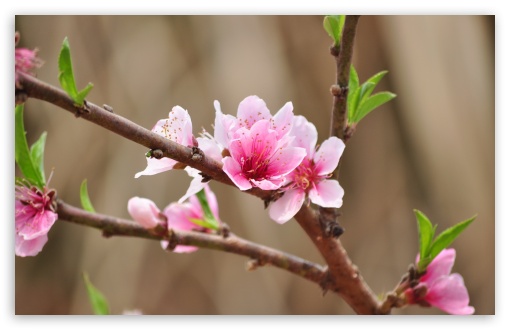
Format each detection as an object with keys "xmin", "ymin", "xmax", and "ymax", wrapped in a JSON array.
[
  {"xmin": 15, "ymin": 32, "xmax": 43, "ymax": 88},
  {"xmin": 127, "ymin": 184, "xmax": 220, "ymax": 253},
  {"xmin": 15, "ymin": 183, "xmax": 57, "ymax": 257},
  {"xmin": 404, "ymin": 248, "xmax": 475, "ymax": 315},
  {"xmin": 135, "ymin": 106, "xmax": 194, "ymax": 178},
  {"xmin": 214, "ymin": 96, "xmax": 306, "ymax": 191},
  {"xmin": 269, "ymin": 115, "xmax": 345, "ymax": 223}
]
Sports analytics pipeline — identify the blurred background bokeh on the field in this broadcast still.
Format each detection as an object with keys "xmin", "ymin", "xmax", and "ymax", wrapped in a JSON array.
[{"xmin": 14, "ymin": 16, "xmax": 494, "ymax": 315}]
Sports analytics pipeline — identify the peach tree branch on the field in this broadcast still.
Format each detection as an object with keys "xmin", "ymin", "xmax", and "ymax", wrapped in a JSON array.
[
  {"xmin": 56, "ymin": 199, "xmax": 328, "ymax": 286},
  {"xmin": 17, "ymin": 71, "xmax": 385, "ymax": 314}
]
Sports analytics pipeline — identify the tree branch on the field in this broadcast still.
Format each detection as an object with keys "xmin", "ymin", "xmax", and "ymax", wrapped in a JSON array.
[
  {"xmin": 56, "ymin": 200, "xmax": 328, "ymax": 286},
  {"xmin": 18, "ymin": 70, "xmax": 385, "ymax": 314},
  {"xmin": 330, "ymin": 15, "xmax": 360, "ymax": 165}
]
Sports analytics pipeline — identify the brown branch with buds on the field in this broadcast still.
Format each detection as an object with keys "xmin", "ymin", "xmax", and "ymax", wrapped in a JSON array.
[{"xmin": 16, "ymin": 15, "xmax": 392, "ymax": 313}]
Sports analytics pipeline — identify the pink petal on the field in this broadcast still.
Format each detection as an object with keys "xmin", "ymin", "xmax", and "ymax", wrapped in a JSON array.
[
  {"xmin": 213, "ymin": 100, "xmax": 236, "ymax": 149},
  {"xmin": 308, "ymin": 179, "xmax": 344, "ymax": 208},
  {"xmin": 134, "ymin": 157, "xmax": 177, "ymax": 178},
  {"xmin": 421, "ymin": 248, "xmax": 456, "ymax": 285},
  {"xmin": 161, "ymin": 240, "xmax": 198, "ymax": 253},
  {"xmin": 163, "ymin": 203, "xmax": 199, "ymax": 232},
  {"xmin": 197, "ymin": 136, "xmax": 223, "ymax": 163},
  {"xmin": 313, "ymin": 137, "xmax": 345, "ymax": 176},
  {"xmin": 236, "ymin": 95, "xmax": 271, "ymax": 129},
  {"xmin": 152, "ymin": 106, "xmax": 194, "ymax": 146},
  {"xmin": 204, "ymin": 184, "xmax": 220, "ymax": 220},
  {"xmin": 266, "ymin": 146, "xmax": 307, "ymax": 177},
  {"xmin": 250, "ymin": 177, "xmax": 285, "ymax": 190},
  {"xmin": 127, "ymin": 197, "xmax": 163, "ymax": 229},
  {"xmin": 17, "ymin": 209, "xmax": 58, "ymax": 240},
  {"xmin": 268, "ymin": 189, "xmax": 305, "ymax": 224},
  {"xmin": 222, "ymin": 156, "xmax": 252, "ymax": 191},
  {"xmin": 271, "ymin": 101, "xmax": 294, "ymax": 138},
  {"xmin": 289, "ymin": 115, "xmax": 317, "ymax": 155},
  {"xmin": 15, "ymin": 233, "xmax": 48, "ymax": 257},
  {"xmin": 426, "ymin": 274, "xmax": 475, "ymax": 315},
  {"xmin": 178, "ymin": 167, "xmax": 206, "ymax": 203}
]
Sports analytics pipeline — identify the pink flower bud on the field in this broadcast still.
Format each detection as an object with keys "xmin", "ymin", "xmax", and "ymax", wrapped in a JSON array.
[{"xmin": 127, "ymin": 197, "xmax": 165, "ymax": 229}]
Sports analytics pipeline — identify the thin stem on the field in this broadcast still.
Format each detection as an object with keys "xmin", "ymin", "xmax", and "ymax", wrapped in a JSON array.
[{"xmin": 56, "ymin": 200, "xmax": 328, "ymax": 285}]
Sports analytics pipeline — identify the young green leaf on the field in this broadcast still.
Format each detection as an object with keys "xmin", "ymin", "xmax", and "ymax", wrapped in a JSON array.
[
  {"xmin": 15, "ymin": 105, "xmax": 45, "ymax": 188},
  {"xmin": 323, "ymin": 15, "xmax": 345, "ymax": 46},
  {"xmin": 29, "ymin": 132, "xmax": 47, "ymax": 185},
  {"xmin": 83, "ymin": 272, "xmax": 110, "ymax": 315},
  {"xmin": 195, "ymin": 189, "xmax": 220, "ymax": 231},
  {"xmin": 80, "ymin": 179, "xmax": 96, "ymax": 213},
  {"xmin": 58, "ymin": 37, "xmax": 93, "ymax": 107},
  {"xmin": 189, "ymin": 218, "xmax": 219, "ymax": 231},
  {"xmin": 414, "ymin": 210, "xmax": 435, "ymax": 261},
  {"xmin": 361, "ymin": 71, "xmax": 388, "ymax": 102},
  {"xmin": 428, "ymin": 215, "xmax": 476, "ymax": 261},
  {"xmin": 347, "ymin": 65, "xmax": 360, "ymax": 121},
  {"xmin": 352, "ymin": 92, "xmax": 396, "ymax": 123}
]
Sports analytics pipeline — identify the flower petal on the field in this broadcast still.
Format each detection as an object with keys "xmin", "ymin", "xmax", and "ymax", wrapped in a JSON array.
[
  {"xmin": 161, "ymin": 240, "xmax": 198, "ymax": 253},
  {"xmin": 268, "ymin": 189, "xmax": 305, "ymax": 224},
  {"xmin": 313, "ymin": 136, "xmax": 345, "ymax": 176},
  {"xmin": 134, "ymin": 157, "xmax": 177, "ymax": 178},
  {"xmin": 271, "ymin": 101, "xmax": 294, "ymax": 138},
  {"xmin": 421, "ymin": 248, "xmax": 456, "ymax": 285},
  {"xmin": 213, "ymin": 100, "xmax": 236, "ymax": 149},
  {"xmin": 289, "ymin": 115, "xmax": 317, "ymax": 156},
  {"xmin": 250, "ymin": 177, "xmax": 285, "ymax": 190},
  {"xmin": 152, "ymin": 106, "xmax": 194, "ymax": 146},
  {"xmin": 222, "ymin": 156, "xmax": 252, "ymax": 191},
  {"xmin": 179, "ymin": 167, "xmax": 206, "ymax": 203},
  {"xmin": 266, "ymin": 146, "xmax": 307, "ymax": 177},
  {"xmin": 17, "ymin": 209, "xmax": 58, "ymax": 240},
  {"xmin": 308, "ymin": 179, "xmax": 344, "ymax": 208},
  {"xmin": 15, "ymin": 233, "xmax": 48, "ymax": 257},
  {"xmin": 426, "ymin": 273, "xmax": 475, "ymax": 315},
  {"xmin": 236, "ymin": 95, "xmax": 271, "ymax": 129},
  {"xmin": 127, "ymin": 197, "xmax": 163, "ymax": 229},
  {"xmin": 197, "ymin": 136, "xmax": 223, "ymax": 163}
]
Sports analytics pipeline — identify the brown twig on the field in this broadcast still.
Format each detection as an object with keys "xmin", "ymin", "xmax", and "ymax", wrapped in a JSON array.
[
  {"xmin": 56, "ymin": 200, "xmax": 327, "ymax": 286},
  {"xmin": 18, "ymin": 66, "xmax": 384, "ymax": 314}
]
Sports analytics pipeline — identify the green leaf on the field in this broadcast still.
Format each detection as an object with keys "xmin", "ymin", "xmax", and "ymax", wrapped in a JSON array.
[
  {"xmin": 15, "ymin": 105, "xmax": 45, "ymax": 188},
  {"xmin": 83, "ymin": 272, "xmax": 109, "ymax": 315},
  {"xmin": 195, "ymin": 189, "xmax": 220, "ymax": 231},
  {"xmin": 189, "ymin": 218, "xmax": 219, "ymax": 231},
  {"xmin": 352, "ymin": 92, "xmax": 396, "ymax": 123},
  {"xmin": 414, "ymin": 210, "xmax": 435, "ymax": 262},
  {"xmin": 428, "ymin": 215, "xmax": 476, "ymax": 262},
  {"xmin": 58, "ymin": 37, "xmax": 93, "ymax": 107},
  {"xmin": 347, "ymin": 65, "xmax": 360, "ymax": 121},
  {"xmin": 29, "ymin": 132, "xmax": 47, "ymax": 185},
  {"xmin": 361, "ymin": 71, "xmax": 388, "ymax": 102},
  {"xmin": 80, "ymin": 179, "xmax": 96, "ymax": 213},
  {"xmin": 323, "ymin": 15, "xmax": 345, "ymax": 47}
]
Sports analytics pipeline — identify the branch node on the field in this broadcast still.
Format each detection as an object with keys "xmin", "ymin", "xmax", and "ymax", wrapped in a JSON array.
[
  {"xmin": 74, "ymin": 100, "xmax": 91, "ymax": 118},
  {"xmin": 191, "ymin": 146, "xmax": 204, "ymax": 162},
  {"xmin": 149, "ymin": 149, "xmax": 164, "ymax": 159},
  {"xmin": 199, "ymin": 172, "xmax": 212, "ymax": 183},
  {"xmin": 220, "ymin": 223, "xmax": 231, "ymax": 238},
  {"xmin": 246, "ymin": 258, "xmax": 266, "ymax": 271},
  {"xmin": 103, "ymin": 104, "xmax": 114, "ymax": 113},
  {"xmin": 330, "ymin": 45, "xmax": 340, "ymax": 57},
  {"xmin": 164, "ymin": 229, "xmax": 178, "ymax": 251}
]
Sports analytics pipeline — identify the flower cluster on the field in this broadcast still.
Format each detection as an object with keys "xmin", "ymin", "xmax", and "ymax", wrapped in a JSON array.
[
  {"xmin": 404, "ymin": 248, "xmax": 475, "ymax": 315},
  {"xmin": 128, "ymin": 184, "xmax": 220, "ymax": 253},
  {"xmin": 135, "ymin": 95, "xmax": 345, "ymax": 224},
  {"xmin": 15, "ymin": 32, "xmax": 43, "ymax": 87},
  {"xmin": 15, "ymin": 183, "xmax": 58, "ymax": 257}
]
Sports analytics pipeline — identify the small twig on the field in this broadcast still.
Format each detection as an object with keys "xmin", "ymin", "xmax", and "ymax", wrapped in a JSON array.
[{"xmin": 56, "ymin": 200, "xmax": 328, "ymax": 286}]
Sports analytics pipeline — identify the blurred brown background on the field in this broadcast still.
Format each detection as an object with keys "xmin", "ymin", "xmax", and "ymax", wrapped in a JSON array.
[{"xmin": 14, "ymin": 16, "xmax": 494, "ymax": 315}]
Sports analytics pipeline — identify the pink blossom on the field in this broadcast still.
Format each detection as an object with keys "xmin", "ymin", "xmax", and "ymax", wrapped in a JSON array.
[
  {"xmin": 215, "ymin": 96, "xmax": 306, "ymax": 191},
  {"xmin": 405, "ymin": 248, "xmax": 475, "ymax": 315},
  {"xmin": 162, "ymin": 184, "xmax": 221, "ymax": 253},
  {"xmin": 15, "ymin": 32, "xmax": 43, "ymax": 87},
  {"xmin": 269, "ymin": 116, "xmax": 345, "ymax": 223},
  {"xmin": 127, "ymin": 197, "xmax": 165, "ymax": 229},
  {"xmin": 135, "ymin": 106, "xmax": 194, "ymax": 178},
  {"xmin": 127, "ymin": 185, "xmax": 220, "ymax": 253},
  {"xmin": 15, "ymin": 184, "xmax": 57, "ymax": 257}
]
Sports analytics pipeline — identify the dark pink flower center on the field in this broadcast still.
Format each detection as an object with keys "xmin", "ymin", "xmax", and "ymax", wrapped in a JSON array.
[{"xmin": 290, "ymin": 158, "xmax": 320, "ymax": 193}]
